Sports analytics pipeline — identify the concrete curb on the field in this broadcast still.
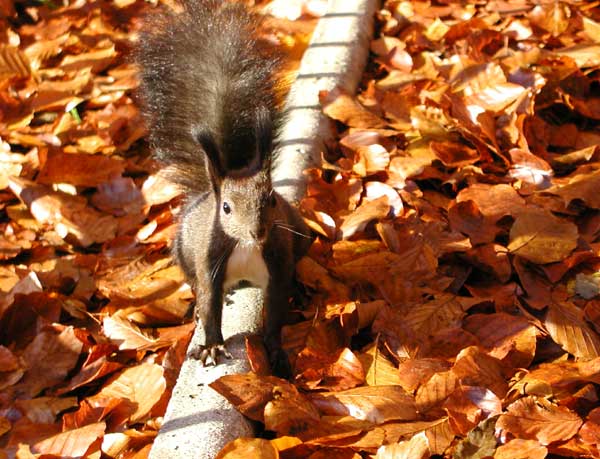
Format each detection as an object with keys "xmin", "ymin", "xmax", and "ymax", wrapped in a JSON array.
[{"xmin": 149, "ymin": 1, "xmax": 378, "ymax": 458}]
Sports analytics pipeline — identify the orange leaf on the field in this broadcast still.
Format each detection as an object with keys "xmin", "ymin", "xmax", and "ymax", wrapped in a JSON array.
[
  {"xmin": 497, "ymin": 396, "xmax": 582, "ymax": 445},
  {"xmin": 210, "ymin": 374, "xmax": 316, "ymax": 424},
  {"xmin": 545, "ymin": 301, "xmax": 600, "ymax": 360},
  {"xmin": 374, "ymin": 432, "xmax": 429, "ymax": 459},
  {"xmin": 338, "ymin": 196, "xmax": 391, "ymax": 239},
  {"xmin": 452, "ymin": 346, "xmax": 508, "ymax": 398},
  {"xmin": 89, "ymin": 362, "xmax": 165, "ymax": 424},
  {"xmin": 494, "ymin": 439, "xmax": 548, "ymax": 459},
  {"xmin": 37, "ymin": 151, "xmax": 125, "ymax": 187},
  {"xmin": 18, "ymin": 326, "xmax": 83, "ymax": 397},
  {"xmin": 33, "ymin": 422, "xmax": 106, "ymax": 457},
  {"xmin": 216, "ymin": 438, "xmax": 278, "ymax": 459},
  {"xmin": 311, "ymin": 385, "xmax": 417, "ymax": 424},
  {"xmin": 508, "ymin": 208, "xmax": 578, "ymax": 264},
  {"xmin": 320, "ymin": 88, "xmax": 387, "ymax": 129},
  {"xmin": 443, "ymin": 386, "xmax": 501, "ymax": 436}
]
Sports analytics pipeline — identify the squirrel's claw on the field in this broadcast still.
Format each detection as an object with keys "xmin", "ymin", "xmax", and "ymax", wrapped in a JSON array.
[{"xmin": 189, "ymin": 343, "xmax": 232, "ymax": 366}]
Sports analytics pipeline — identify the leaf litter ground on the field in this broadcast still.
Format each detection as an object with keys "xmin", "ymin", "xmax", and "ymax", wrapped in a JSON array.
[{"xmin": 3, "ymin": 0, "xmax": 600, "ymax": 458}]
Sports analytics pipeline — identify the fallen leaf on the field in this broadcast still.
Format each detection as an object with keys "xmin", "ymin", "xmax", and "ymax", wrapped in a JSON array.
[
  {"xmin": 338, "ymin": 196, "xmax": 391, "ymax": 239},
  {"xmin": 454, "ymin": 416, "xmax": 498, "ymax": 459},
  {"xmin": 37, "ymin": 151, "xmax": 125, "ymax": 187},
  {"xmin": 497, "ymin": 396, "xmax": 582, "ymax": 445},
  {"xmin": 508, "ymin": 208, "xmax": 578, "ymax": 264},
  {"xmin": 310, "ymin": 385, "xmax": 417, "ymax": 424},
  {"xmin": 545, "ymin": 301, "xmax": 600, "ymax": 360},
  {"xmin": 494, "ymin": 439, "xmax": 548, "ymax": 459},
  {"xmin": 215, "ymin": 438, "xmax": 278, "ymax": 459},
  {"xmin": 321, "ymin": 87, "xmax": 387, "ymax": 129},
  {"xmin": 33, "ymin": 422, "xmax": 105, "ymax": 457},
  {"xmin": 88, "ymin": 362, "xmax": 165, "ymax": 424},
  {"xmin": 443, "ymin": 386, "xmax": 502, "ymax": 436},
  {"xmin": 18, "ymin": 326, "xmax": 83, "ymax": 397},
  {"xmin": 374, "ymin": 431, "xmax": 429, "ymax": 459}
]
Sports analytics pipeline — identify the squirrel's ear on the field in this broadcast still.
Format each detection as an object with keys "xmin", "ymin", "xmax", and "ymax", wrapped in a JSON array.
[
  {"xmin": 255, "ymin": 105, "xmax": 273, "ymax": 170},
  {"xmin": 195, "ymin": 128, "xmax": 224, "ymax": 181}
]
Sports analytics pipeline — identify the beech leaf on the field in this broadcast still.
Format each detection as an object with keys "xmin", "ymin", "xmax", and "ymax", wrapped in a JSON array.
[
  {"xmin": 508, "ymin": 208, "xmax": 578, "ymax": 264},
  {"xmin": 497, "ymin": 396, "xmax": 582, "ymax": 445}
]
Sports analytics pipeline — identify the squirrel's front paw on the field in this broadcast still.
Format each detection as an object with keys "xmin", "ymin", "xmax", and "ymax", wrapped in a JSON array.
[{"xmin": 189, "ymin": 343, "xmax": 233, "ymax": 366}]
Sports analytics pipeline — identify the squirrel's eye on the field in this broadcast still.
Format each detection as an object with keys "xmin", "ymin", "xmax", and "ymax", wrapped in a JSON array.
[
  {"xmin": 270, "ymin": 194, "xmax": 276, "ymax": 207},
  {"xmin": 223, "ymin": 202, "xmax": 231, "ymax": 214}
]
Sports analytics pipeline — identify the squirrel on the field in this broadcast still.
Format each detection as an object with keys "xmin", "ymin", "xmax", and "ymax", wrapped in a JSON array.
[{"xmin": 135, "ymin": 0, "xmax": 312, "ymax": 369}]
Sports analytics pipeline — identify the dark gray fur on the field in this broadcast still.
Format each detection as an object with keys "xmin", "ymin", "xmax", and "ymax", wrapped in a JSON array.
[
  {"xmin": 136, "ymin": 0, "xmax": 282, "ymax": 188},
  {"xmin": 136, "ymin": 0, "xmax": 311, "ymax": 369}
]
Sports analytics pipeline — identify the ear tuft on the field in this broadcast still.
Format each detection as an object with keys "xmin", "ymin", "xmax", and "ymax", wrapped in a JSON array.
[
  {"xmin": 195, "ymin": 128, "xmax": 224, "ymax": 180},
  {"xmin": 255, "ymin": 105, "xmax": 273, "ymax": 168}
]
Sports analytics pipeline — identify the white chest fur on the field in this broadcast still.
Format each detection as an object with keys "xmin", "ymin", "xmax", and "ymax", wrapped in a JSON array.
[{"xmin": 224, "ymin": 245, "xmax": 269, "ymax": 292}]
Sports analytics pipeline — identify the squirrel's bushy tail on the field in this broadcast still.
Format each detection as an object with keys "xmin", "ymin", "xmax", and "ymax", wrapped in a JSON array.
[{"xmin": 136, "ymin": 0, "xmax": 282, "ymax": 191}]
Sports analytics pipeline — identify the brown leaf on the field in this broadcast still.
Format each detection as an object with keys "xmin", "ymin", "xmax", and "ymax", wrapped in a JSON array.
[
  {"xmin": 37, "ymin": 151, "xmax": 125, "ymax": 187},
  {"xmin": 0, "ymin": 344, "xmax": 20, "ymax": 371},
  {"xmin": 352, "ymin": 144, "xmax": 390, "ymax": 176},
  {"xmin": 545, "ymin": 170, "xmax": 600, "ymax": 210},
  {"xmin": 210, "ymin": 374, "xmax": 315, "ymax": 424},
  {"xmin": 310, "ymin": 385, "xmax": 417, "ymax": 424},
  {"xmin": 464, "ymin": 243, "xmax": 511, "ymax": 282},
  {"xmin": 62, "ymin": 346, "xmax": 123, "ymax": 393},
  {"xmin": 403, "ymin": 294, "xmax": 468, "ymax": 337},
  {"xmin": 338, "ymin": 196, "xmax": 391, "ymax": 239},
  {"xmin": 15, "ymin": 397, "xmax": 78, "ymax": 424},
  {"xmin": 18, "ymin": 326, "xmax": 83, "ymax": 397},
  {"xmin": 529, "ymin": 3, "xmax": 570, "ymax": 36},
  {"xmin": 374, "ymin": 432, "xmax": 430, "ymax": 459},
  {"xmin": 295, "ymin": 347, "xmax": 365, "ymax": 391},
  {"xmin": 416, "ymin": 371, "xmax": 459, "ymax": 415},
  {"xmin": 263, "ymin": 390, "xmax": 321, "ymax": 440},
  {"xmin": 60, "ymin": 45, "xmax": 117, "ymax": 73},
  {"xmin": 579, "ymin": 407, "xmax": 600, "ymax": 447},
  {"xmin": 215, "ymin": 438, "xmax": 278, "ymax": 459},
  {"xmin": 520, "ymin": 358, "xmax": 600, "ymax": 395},
  {"xmin": 320, "ymin": 88, "xmax": 387, "ymax": 129},
  {"xmin": 456, "ymin": 183, "xmax": 526, "ymax": 221},
  {"xmin": 357, "ymin": 345, "xmax": 402, "ymax": 387},
  {"xmin": 430, "ymin": 140, "xmax": 479, "ymax": 167},
  {"xmin": 443, "ymin": 386, "xmax": 501, "ymax": 436},
  {"xmin": 424, "ymin": 417, "xmax": 454, "ymax": 456},
  {"xmin": 29, "ymin": 422, "xmax": 105, "ymax": 457},
  {"xmin": 545, "ymin": 301, "xmax": 600, "ymax": 360},
  {"xmin": 463, "ymin": 313, "xmax": 537, "ymax": 369},
  {"xmin": 455, "ymin": 63, "xmax": 526, "ymax": 112},
  {"xmin": 508, "ymin": 208, "xmax": 578, "ymax": 264},
  {"xmin": 245, "ymin": 335, "xmax": 271, "ymax": 376},
  {"xmin": 0, "ymin": 45, "xmax": 31, "ymax": 80},
  {"xmin": 8, "ymin": 177, "xmax": 118, "ymax": 247},
  {"xmin": 102, "ymin": 315, "xmax": 159, "ymax": 351},
  {"xmin": 396, "ymin": 358, "xmax": 452, "ymax": 393},
  {"xmin": 497, "ymin": 396, "xmax": 582, "ymax": 445},
  {"xmin": 295, "ymin": 257, "xmax": 351, "ymax": 301},
  {"xmin": 448, "ymin": 200, "xmax": 501, "ymax": 245},
  {"xmin": 452, "ymin": 346, "xmax": 508, "ymax": 398},
  {"xmin": 88, "ymin": 362, "xmax": 165, "ymax": 424},
  {"xmin": 556, "ymin": 44, "xmax": 600, "ymax": 68},
  {"xmin": 494, "ymin": 439, "xmax": 548, "ymax": 459}
]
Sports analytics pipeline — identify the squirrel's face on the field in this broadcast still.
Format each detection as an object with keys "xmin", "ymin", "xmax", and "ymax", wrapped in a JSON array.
[{"xmin": 219, "ymin": 171, "xmax": 276, "ymax": 247}]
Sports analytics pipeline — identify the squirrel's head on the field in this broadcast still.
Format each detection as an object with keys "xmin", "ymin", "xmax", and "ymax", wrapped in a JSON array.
[
  {"xmin": 219, "ymin": 169, "xmax": 277, "ymax": 247},
  {"xmin": 197, "ymin": 105, "xmax": 277, "ymax": 247}
]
